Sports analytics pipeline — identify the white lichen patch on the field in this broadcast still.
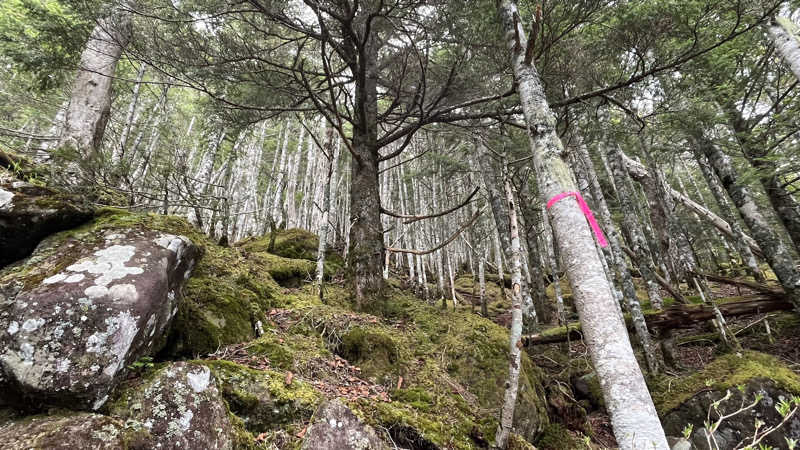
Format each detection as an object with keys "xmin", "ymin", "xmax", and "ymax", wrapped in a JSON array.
[
  {"xmin": 67, "ymin": 245, "xmax": 144, "ymax": 286},
  {"xmin": 64, "ymin": 274, "xmax": 85, "ymax": 283},
  {"xmin": 43, "ymin": 274, "xmax": 67, "ymax": 285},
  {"xmin": 108, "ymin": 284, "xmax": 138, "ymax": 303},
  {"xmin": 21, "ymin": 318, "xmax": 45, "ymax": 333},
  {"xmin": 7, "ymin": 321, "xmax": 19, "ymax": 335},
  {"xmin": 84, "ymin": 310, "xmax": 139, "ymax": 378},
  {"xmin": 0, "ymin": 188, "xmax": 13, "ymax": 210},
  {"xmin": 186, "ymin": 366, "xmax": 211, "ymax": 393},
  {"xmin": 177, "ymin": 410, "xmax": 194, "ymax": 431}
]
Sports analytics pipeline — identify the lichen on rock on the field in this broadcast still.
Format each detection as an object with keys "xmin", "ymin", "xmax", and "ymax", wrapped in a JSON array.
[{"xmin": 0, "ymin": 220, "xmax": 198, "ymax": 411}]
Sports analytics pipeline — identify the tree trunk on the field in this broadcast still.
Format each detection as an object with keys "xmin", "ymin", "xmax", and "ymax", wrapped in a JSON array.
[
  {"xmin": 608, "ymin": 146, "xmax": 666, "ymax": 310},
  {"xmin": 317, "ymin": 126, "xmax": 336, "ymax": 301},
  {"xmin": 345, "ymin": 9, "xmax": 385, "ymax": 303},
  {"xmin": 693, "ymin": 150, "xmax": 764, "ymax": 281},
  {"xmin": 694, "ymin": 133, "xmax": 800, "ymax": 308},
  {"xmin": 495, "ymin": 177, "xmax": 525, "ymax": 449},
  {"xmin": 766, "ymin": 17, "xmax": 800, "ymax": 82},
  {"xmin": 495, "ymin": 2, "xmax": 668, "ymax": 447},
  {"xmin": 60, "ymin": 9, "xmax": 132, "ymax": 166},
  {"xmin": 478, "ymin": 146, "xmax": 538, "ymax": 328},
  {"xmin": 576, "ymin": 143, "xmax": 659, "ymax": 374}
]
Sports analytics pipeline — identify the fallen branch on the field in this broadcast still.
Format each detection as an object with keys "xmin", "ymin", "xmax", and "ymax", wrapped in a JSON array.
[
  {"xmin": 691, "ymin": 271, "xmax": 782, "ymax": 295},
  {"xmin": 522, "ymin": 295, "xmax": 793, "ymax": 346}
]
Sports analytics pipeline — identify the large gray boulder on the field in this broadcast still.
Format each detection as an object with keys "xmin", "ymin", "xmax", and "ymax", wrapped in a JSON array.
[
  {"xmin": 108, "ymin": 362, "xmax": 236, "ymax": 450},
  {"xmin": 301, "ymin": 399, "xmax": 388, "ymax": 450},
  {"xmin": 0, "ymin": 227, "xmax": 198, "ymax": 410},
  {"xmin": 0, "ymin": 171, "xmax": 93, "ymax": 268}
]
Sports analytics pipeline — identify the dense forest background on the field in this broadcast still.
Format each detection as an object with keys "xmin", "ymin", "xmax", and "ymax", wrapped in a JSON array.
[{"xmin": 4, "ymin": 0, "xmax": 800, "ymax": 449}]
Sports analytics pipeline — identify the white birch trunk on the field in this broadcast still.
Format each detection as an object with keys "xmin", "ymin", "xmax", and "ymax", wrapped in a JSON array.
[
  {"xmin": 496, "ymin": 2, "xmax": 668, "ymax": 447},
  {"xmin": 61, "ymin": 10, "xmax": 132, "ymax": 160},
  {"xmin": 495, "ymin": 177, "xmax": 524, "ymax": 449},
  {"xmin": 767, "ymin": 17, "xmax": 800, "ymax": 83}
]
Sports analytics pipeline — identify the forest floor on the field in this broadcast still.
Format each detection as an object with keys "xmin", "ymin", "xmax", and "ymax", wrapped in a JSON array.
[{"xmin": 450, "ymin": 272, "xmax": 800, "ymax": 449}]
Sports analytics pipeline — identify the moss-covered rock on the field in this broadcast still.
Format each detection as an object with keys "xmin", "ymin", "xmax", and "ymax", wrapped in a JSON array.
[
  {"xmin": 107, "ymin": 361, "xmax": 239, "ymax": 449},
  {"xmin": 239, "ymin": 228, "xmax": 344, "ymax": 279},
  {"xmin": 0, "ymin": 411, "xmax": 152, "ymax": 449},
  {"xmin": 0, "ymin": 169, "xmax": 94, "ymax": 268},
  {"xmin": 655, "ymin": 351, "xmax": 800, "ymax": 448},
  {"xmin": 200, "ymin": 360, "xmax": 319, "ymax": 435}
]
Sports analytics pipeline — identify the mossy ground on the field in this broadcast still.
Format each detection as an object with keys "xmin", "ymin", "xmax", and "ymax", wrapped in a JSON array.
[
  {"xmin": 650, "ymin": 350, "xmax": 800, "ymax": 414},
  {"xmin": 213, "ymin": 280, "xmax": 550, "ymax": 448}
]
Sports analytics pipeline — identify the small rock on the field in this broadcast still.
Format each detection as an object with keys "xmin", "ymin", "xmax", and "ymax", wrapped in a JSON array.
[{"xmin": 301, "ymin": 399, "xmax": 389, "ymax": 450}]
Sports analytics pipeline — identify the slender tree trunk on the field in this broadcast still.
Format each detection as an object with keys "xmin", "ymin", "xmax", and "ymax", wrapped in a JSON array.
[
  {"xmin": 495, "ymin": 177, "xmax": 525, "ymax": 449},
  {"xmin": 608, "ymin": 146, "xmax": 665, "ymax": 310},
  {"xmin": 766, "ymin": 17, "xmax": 800, "ymax": 82},
  {"xmin": 479, "ymin": 246, "xmax": 488, "ymax": 317},
  {"xmin": 60, "ymin": 9, "xmax": 132, "ymax": 167},
  {"xmin": 693, "ymin": 150, "xmax": 765, "ymax": 281},
  {"xmin": 478, "ymin": 146, "xmax": 538, "ymax": 328},
  {"xmin": 496, "ymin": 3, "xmax": 668, "ymax": 446},
  {"xmin": 316, "ymin": 127, "xmax": 335, "ymax": 301},
  {"xmin": 694, "ymin": 133, "xmax": 800, "ymax": 308},
  {"xmin": 114, "ymin": 63, "xmax": 146, "ymax": 166}
]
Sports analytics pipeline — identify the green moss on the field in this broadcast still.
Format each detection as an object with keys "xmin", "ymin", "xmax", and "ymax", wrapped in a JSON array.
[
  {"xmin": 650, "ymin": 350, "xmax": 800, "ymax": 414},
  {"xmin": 534, "ymin": 423, "xmax": 586, "ymax": 450},
  {"xmin": 390, "ymin": 388, "xmax": 434, "ymax": 412},
  {"xmin": 201, "ymin": 360, "xmax": 320, "ymax": 436},
  {"xmin": 246, "ymin": 331, "xmax": 330, "ymax": 372},
  {"xmin": 239, "ymin": 228, "xmax": 344, "ymax": 277},
  {"xmin": 340, "ymin": 327, "xmax": 400, "ymax": 378}
]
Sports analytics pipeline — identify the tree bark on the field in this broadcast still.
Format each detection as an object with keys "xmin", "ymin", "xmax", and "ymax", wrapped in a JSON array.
[
  {"xmin": 693, "ymin": 151, "xmax": 765, "ymax": 281},
  {"xmin": 694, "ymin": 133, "xmax": 800, "ymax": 308},
  {"xmin": 496, "ymin": 2, "xmax": 668, "ymax": 447},
  {"xmin": 60, "ymin": 9, "xmax": 132, "ymax": 165},
  {"xmin": 495, "ymin": 177, "xmax": 525, "ymax": 449},
  {"xmin": 766, "ymin": 17, "xmax": 800, "ymax": 83},
  {"xmin": 576, "ymin": 144, "xmax": 659, "ymax": 374},
  {"xmin": 344, "ymin": 8, "xmax": 386, "ymax": 303}
]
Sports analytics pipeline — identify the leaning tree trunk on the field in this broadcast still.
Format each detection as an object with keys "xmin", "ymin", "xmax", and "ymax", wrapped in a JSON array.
[
  {"xmin": 576, "ymin": 143, "xmax": 659, "ymax": 374},
  {"xmin": 609, "ymin": 146, "xmax": 665, "ymax": 310},
  {"xmin": 766, "ymin": 17, "xmax": 800, "ymax": 83},
  {"xmin": 694, "ymin": 133, "xmax": 800, "ymax": 308},
  {"xmin": 60, "ymin": 9, "xmax": 132, "ymax": 169},
  {"xmin": 496, "ymin": 2, "xmax": 668, "ymax": 447}
]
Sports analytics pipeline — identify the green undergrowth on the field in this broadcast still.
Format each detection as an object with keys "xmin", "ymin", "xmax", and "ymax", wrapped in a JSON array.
[
  {"xmin": 208, "ymin": 278, "xmax": 549, "ymax": 447},
  {"xmin": 650, "ymin": 350, "xmax": 800, "ymax": 414}
]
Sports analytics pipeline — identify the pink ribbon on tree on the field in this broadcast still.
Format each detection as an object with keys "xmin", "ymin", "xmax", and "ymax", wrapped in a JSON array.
[{"xmin": 546, "ymin": 191, "xmax": 608, "ymax": 248}]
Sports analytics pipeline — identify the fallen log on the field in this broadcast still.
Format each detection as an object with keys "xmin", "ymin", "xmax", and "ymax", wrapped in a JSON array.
[
  {"xmin": 522, "ymin": 294, "xmax": 793, "ymax": 346},
  {"xmin": 691, "ymin": 271, "xmax": 782, "ymax": 295}
]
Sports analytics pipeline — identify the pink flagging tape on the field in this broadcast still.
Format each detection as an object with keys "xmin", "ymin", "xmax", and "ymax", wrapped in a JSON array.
[{"xmin": 546, "ymin": 191, "xmax": 608, "ymax": 248}]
